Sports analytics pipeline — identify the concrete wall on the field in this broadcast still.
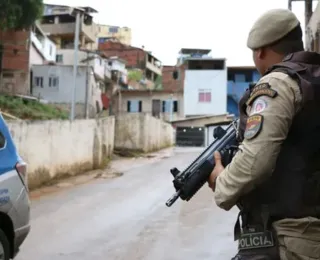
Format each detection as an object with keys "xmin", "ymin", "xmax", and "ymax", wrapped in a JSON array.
[
  {"xmin": 115, "ymin": 114, "xmax": 175, "ymax": 152},
  {"xmin": 7, "ymin": 117, "xmax": 115, "ymax": 189}
]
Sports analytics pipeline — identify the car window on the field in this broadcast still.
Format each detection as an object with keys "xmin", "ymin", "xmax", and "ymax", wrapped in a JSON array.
[{"xmin": 0, "ymin": 132, "xmax": 5, "ymax": 149}]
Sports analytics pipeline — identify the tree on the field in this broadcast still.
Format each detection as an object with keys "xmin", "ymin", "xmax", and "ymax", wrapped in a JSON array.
[{"xmin": 0, "ymin": 0, "xmax": 44, "ymax": 30}]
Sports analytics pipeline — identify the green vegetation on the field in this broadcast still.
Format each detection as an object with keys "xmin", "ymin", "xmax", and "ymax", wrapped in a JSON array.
[
  {"xmin": 154, "ymin": 75, "xmax": 163, "ymax": 90},
  {"xmin": 0, "ymin": 0, "xmax": 44, "ymax": 30},
  {"xmin": 0, "ymin": 95, "xmax": 68, "ymax": 120},
  {"xmin": 128, "ymin": 70, "xmax": 143, "ymax": 81}
]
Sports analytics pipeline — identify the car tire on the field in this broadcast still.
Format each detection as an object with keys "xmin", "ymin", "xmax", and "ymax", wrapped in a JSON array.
[{"xmin": 0, "ymin": 229, "xmax": 10, "ymax": 260}]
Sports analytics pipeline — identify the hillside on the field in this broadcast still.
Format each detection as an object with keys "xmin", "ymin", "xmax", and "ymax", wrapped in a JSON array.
[{"xmin": 0, "ymin": 95, "xmax": 69, "ymax": 120}]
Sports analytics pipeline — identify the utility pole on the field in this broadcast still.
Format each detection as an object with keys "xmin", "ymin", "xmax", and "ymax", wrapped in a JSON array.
[
  {"xmin": 117, "ymin": 73, "xmax": 122, "ymax": 115},
  {"xmin": 70, "ymin": 11, "xmax": 81, "ymax": 121},
  {"xmin": 84, "ymin": 51, "xmax": 89, "ymax": 119},
  {"xmin": 170, "ymin": 93, "xmax": 174, "ymax": 122}
]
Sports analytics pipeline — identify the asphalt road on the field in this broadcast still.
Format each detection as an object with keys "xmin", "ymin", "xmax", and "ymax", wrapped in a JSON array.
[{"xmin": 16, "ymin": 148, "xmax": 238, "ymax": 260}]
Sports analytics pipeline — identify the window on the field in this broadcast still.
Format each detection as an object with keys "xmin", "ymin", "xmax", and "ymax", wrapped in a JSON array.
[
  {"xmin": 0, "ymin": 132, "xmax": 5, "ymax": 149},
  {"xmin": 34, "ymin": 77, "xmax": 43, "ymax": 87},
  {"xmin": 109, "ymin": 27, "xmax": 118, "ymax": 33},
  {"xmin": 2, "ymin": 73, "xmax": 14, "ymax": 78},
  {"xmin": 198, "ymin": 89, "xmax": 211, "ymax": 103},
  {"xmin": 127, "ymin": 100, "xmax": 142, "ymax": 112},
  {"xmin": 56, "ymin": 54, "xmax": 63, "ymax": 63},
  {"xmin": 162, "ymin": 100, "xmax": 178, "ymax": 112},
  {"xmin": 173, "ymin": 101, "xmax": 178, "ymax": 112},
  {"xmin": 49, "ymin": 76, "xmax": 59, "ymax": 87}
]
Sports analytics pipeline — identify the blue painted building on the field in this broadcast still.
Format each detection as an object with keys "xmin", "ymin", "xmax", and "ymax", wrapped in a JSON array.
[{"xmin": 227, "ymin": 66, "xmax": 260, "ymax": 117}]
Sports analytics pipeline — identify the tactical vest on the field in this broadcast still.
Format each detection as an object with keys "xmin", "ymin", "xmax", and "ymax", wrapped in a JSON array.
[{"xmin": 237, "ymin": 51, "xmax": 320, "ymax": 231}]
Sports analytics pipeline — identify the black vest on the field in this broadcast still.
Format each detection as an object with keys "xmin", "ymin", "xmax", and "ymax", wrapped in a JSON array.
[{"xmin": 237, "ymin": 51, "xmax": 320, "ymax": 228}]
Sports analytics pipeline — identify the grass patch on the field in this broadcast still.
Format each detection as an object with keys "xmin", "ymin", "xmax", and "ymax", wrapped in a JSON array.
[{"xmin": 0, "ymin": 95, "xmax": 69, "ymax": 120}]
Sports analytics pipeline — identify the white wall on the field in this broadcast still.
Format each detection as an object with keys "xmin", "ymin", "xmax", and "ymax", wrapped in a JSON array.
[
  {"xmin": 32, "ymin": 65, "xmax": 86, "ymax": 103},
  {"xmin": 8, "ymin": 117, "xmax": 115, "ymax": 189},
  {"xmin": 30, "ymin": 44, "xmax": 44, "ymax": 65},
  {"xmin": 107, "ymin": 59, "xmax": 127, "ymax": 74},
  {"xmin": 30, "ymin": 32, "xmax": 56, "ymax": 62},
  {"xmin": 43, "ymin": 37, "xmax": 56, "ymax": 62},
  {"xmin": 184, "ymin": 70, "xmax": 227, "ymax": 116},
  {"xmin": 32, "ymin": 65, "xmax": 103, "ymax": 114},
  {"xmin": 94, "ymin": 57, "xmax": 105, "ymax": 79},
  {"xmin": 57, "ymin": 49, "xmax": 106, "ymax": 79},
  {"xmin": 115, "ymin": 113, "xmax": 175, "ymax": 152}
]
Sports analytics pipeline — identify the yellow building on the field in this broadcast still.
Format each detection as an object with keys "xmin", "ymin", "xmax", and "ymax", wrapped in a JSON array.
[{"xmin": 97, "ymin": 24, "xmax": 132, "ymax": 45}]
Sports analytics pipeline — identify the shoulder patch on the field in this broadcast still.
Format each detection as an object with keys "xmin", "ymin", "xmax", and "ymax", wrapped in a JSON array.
[
  {"xmin": 244, "ymin": 114, "xmax": 264, "ymax": 140},
  {"xmin": 246, "ymin": 83, "xmax": 277, "ymax": 106},
  {"xmin": 250, "ymin": 98, "xmax": 268, "ymax": 114}
]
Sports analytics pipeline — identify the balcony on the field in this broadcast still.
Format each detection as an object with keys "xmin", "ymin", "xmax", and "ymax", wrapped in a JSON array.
[
  {"xmin": 40, "ymin": 22, "xmax": 96, "ymax": 43},
  {"xmin": 146, "ymin": 61, "xmax": 162, "ymax": 76}
]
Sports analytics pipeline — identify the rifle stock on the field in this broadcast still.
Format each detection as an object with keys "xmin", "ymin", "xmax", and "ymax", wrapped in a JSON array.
[{"xmin": 165, "ymin": 120, "xmax": 239, "ymax": 207}]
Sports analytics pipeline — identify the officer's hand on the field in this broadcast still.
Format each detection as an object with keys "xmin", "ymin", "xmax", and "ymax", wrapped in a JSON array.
[{"xmin": 208, "ymin": 151, "xmax": 225, "ymax": 191}]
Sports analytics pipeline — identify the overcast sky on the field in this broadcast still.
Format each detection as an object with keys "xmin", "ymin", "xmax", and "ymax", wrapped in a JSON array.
[{"xmin": 44, "ymin": 0, "xmax": 316, "ymax": 66}]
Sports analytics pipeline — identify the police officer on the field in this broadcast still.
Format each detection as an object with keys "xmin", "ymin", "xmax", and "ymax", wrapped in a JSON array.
[{"xmin": 208, "ymin": 9, "xmax": 320, "ymax": 260}]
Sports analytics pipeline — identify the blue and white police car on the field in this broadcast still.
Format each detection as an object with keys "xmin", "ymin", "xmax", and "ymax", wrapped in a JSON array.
[{"xmin": 0, "ymin": 113, "xmax": 30, "ymax": 259}]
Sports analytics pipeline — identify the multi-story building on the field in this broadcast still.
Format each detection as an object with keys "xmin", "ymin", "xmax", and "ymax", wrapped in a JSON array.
[
  {"xmin": 39, "ymin": 4, "xmax": 98, "ymax": 50},
  {"xmin": 0, "ymin": 30, "xmax": 31, "ymax": 95},
  {"xmin": 112, "ymin": 64, "xmax": 185, "ymax": 121},
  {"xmin": 227, "ymin": 66, "xmax": 260, "ymax": 117},
  {"xmin": 97, "ymin": 25, "xmax": 132, "ymax": 45},
  {"xmin": 30, "ymin": 23, "xmax": 57, "ymax": 65},
  {"xmin": 0, "ymin": 23, "xmax": 57, "ymax": 96},
  {"xmin": 98, "ymin": 41, "xmax": 162, "ymax": 88},
  {"xmin": 177, "ymin": 48, "xmax": 212, "ymax": 66},
  {"xmin": 180, "ymin": 48, "xmax": 227, "ymax": 117},
  {"xmin": 306, "ymin": 1, "xmax": 320, "ymax": 52}
]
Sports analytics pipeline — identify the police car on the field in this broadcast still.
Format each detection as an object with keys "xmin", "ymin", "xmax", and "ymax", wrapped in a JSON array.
[{"xmin": 0, "ymin": 113, "xmax": 30, "ymax": 259}]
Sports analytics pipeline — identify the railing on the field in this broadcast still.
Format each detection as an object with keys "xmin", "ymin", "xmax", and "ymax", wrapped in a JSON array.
[
  {"xmin": 146, "ymin": 61, "xmax": 162, "ymax": 75},
  {"xmin": 40, "ymin": 23, "xmax": 76, "ymax": 35}
]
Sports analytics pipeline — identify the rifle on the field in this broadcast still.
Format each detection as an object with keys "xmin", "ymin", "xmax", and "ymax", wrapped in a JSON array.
[{"xmin": 165, "ymin": 120, "xmax": 240, "ymax": 207}]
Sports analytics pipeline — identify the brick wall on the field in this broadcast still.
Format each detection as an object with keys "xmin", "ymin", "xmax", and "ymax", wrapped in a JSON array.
[
  {"xmin": 0, "ymin": 29, "xmax": 31, "ymax": 95},
  {"xmin": 99, "ymin": 41, "xmax": 146, "ymax": 68},
  {"xmin": 162, "ymin": 65, "xmax": 186, "ymax": 92}
]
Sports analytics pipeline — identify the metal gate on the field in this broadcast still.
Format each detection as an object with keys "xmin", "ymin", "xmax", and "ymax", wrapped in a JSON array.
[{"xmin": 176, "ymin": 126, "xmax": 205, "ymax": 147}]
